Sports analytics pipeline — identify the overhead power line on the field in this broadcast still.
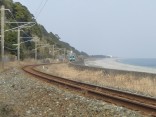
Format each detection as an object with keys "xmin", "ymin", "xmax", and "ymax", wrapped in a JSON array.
[
  {"xmin": 7, "ymin": 10, "xmax": 34, "ymax": 37},
  {"xmin": 35, "ymin": 0, "xmax": 45, "ymax": 15},
  {"xmin": 5, "ymin": 46, "xmax": 17, "ymax": 51},
  {"xmin": 36, "ymin": 0, "xmax": 49, "ymax": 19},
  {"xmin": 1, "ymin": 5, "xmax": 36, "ymax": 62}
]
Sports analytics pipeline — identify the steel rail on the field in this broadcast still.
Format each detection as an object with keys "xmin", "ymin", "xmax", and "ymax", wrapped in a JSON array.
[{"xmin": 23, "ymin": 64, "xmax": 156, "ymax": 116}]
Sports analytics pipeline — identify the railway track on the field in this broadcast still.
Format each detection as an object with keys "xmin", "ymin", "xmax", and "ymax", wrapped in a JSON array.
[{"xmin": 23, "ymin": 64, "xmax": 156, "ymax": 116}]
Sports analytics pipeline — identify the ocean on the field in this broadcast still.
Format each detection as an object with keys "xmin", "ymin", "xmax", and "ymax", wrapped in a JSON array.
[
  {"xmin": 85, "ymin": 58, "xmax": 156, "ymax": 73},
  {"xmin": 119, "ymin": 58, "xmax": 156, "ymax": 69}
]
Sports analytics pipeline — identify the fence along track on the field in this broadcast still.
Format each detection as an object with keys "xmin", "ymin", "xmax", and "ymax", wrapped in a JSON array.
[{"xmin": 23, "ymin": 64, "xmax": 156, "ymax": 116}]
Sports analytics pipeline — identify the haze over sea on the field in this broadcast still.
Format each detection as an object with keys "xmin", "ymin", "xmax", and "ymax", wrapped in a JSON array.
[
  {"xmin": 85, "ymin": 58, "xmax": 156, "ymax": 74},
  {"xmin": 120, "ymin": 58, "xmax": 156, "ymax": 69}
]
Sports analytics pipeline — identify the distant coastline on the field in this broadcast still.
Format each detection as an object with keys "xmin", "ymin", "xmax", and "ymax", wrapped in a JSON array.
[{"xmin": 85, "ymin": 58, "xmax": 156, "ymax": 74}]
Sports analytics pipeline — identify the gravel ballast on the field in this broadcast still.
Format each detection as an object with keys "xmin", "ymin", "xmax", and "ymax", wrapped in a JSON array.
[{"xmin": 0, "ymin": 67, "xmax": 147, "ymax": 117}]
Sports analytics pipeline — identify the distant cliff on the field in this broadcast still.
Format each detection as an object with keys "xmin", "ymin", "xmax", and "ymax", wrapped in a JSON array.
[{"xmin": 90, "ymin": 55, "xmax": 112, "ymax": 58}]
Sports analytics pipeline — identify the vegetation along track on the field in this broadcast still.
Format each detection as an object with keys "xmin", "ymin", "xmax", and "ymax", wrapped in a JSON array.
[{"xmin": 23, "ymin": 64, "xmax": 156, "ymax": 116}]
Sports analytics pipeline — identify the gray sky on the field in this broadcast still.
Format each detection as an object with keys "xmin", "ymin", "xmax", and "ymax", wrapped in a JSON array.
[{"xmin": 13, "ymin": 0, "xmax": 156, "ymax": 58}]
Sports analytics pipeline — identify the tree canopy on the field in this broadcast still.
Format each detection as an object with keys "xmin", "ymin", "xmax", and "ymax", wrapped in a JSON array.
[{"xmin": 0, "ymin": 0, "xmax": 88, "ymax": 60}]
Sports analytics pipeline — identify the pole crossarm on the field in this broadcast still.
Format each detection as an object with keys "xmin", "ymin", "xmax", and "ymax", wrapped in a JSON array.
[
  {"xmin": 54, "ymin": 48, "xmax": 65, "ymax": 51},
  {"xmin": 0, "ymin": 9, "xmax": 10, "ymax": 11},
  {"xmin": 1, "ymin": 5, "xmax": 36, "ymax": 63},
  {"xmin": 20, "ymin": 40, "xmax": 34, "ymax": 44},
  {"xmin": 33, "ymin": 44, "xmax": 49, "ymax": 50},
  {"xmin": 53, "ymin": 49, "xmax": 65, "ymax": 54},
  {"xmin": 20, "ymin": 37, "xmax": 33, "ymax": 39},
  {"xmin": 50, "ymin": 47, "xmax": 65, "ymax": 53},
  {"xmin": 48, "ymin": 44, "xmax": 67, "ymax": 55},
  {"xmin": 13, "ymin": 39, "xmax": 35, "ymax": 45},
  {"xmin": 5, "ymin": 22, "xmax": 35, "ymax": 24},
  {"xmin": 4, "ymin": 46, "xmax": 17, "ymax": 50},
  {"xmin": 5, "ymin": 22, "xmax": 36, "ymax": 32},
  {"xmin": 36, "ymin": 43, "xmax": 49, "ymax": 46}
]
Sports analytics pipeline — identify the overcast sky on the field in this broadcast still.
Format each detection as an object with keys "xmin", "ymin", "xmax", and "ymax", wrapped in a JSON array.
[{"xmin": 13, "ymin": 0, "xmax": 156, "ymax": 58}]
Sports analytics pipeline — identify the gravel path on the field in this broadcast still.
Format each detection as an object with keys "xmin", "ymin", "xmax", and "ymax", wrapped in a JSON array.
[{"xmin": 0, "ymin": 67, "xmax": 147, "ymax": 117}]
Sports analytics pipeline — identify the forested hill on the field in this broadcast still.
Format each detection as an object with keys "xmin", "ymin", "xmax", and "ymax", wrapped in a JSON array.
[{"xmin": 0, "ymin": 0, "xmax": 88, "ymax": 59}]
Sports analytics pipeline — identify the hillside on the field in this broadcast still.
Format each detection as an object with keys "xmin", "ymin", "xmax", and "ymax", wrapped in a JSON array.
[
  {"xmin": 90, "ymin": 55, "xmax": 112, "ymax": 59},
  {"xmin": 0, "ymin": 0, "xmax": 88, "ymax": 60}
]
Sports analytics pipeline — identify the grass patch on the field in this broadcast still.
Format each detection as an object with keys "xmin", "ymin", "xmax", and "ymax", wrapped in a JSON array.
[{"xmin": 40, "ymin": 63, "xmax": 156, "ymax": 97}]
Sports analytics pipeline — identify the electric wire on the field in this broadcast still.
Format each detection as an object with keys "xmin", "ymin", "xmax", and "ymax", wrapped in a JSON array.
[
  {"xmin": 4, "ymin": 46, "xmax": 17, "ymax": 50},
  {"xmin": 35, "ymin": 0, "xmax": 45, "ymax": 16},
  {"xmin": 8, "ymin": 10, "xmax": 19, "ymax": 27},
  {"xmin": 36, "ymin": 0, "xmax": 49, "ymax": 19},
  {"xmin": 8, "ymin": 10, "xmax": 34, "ymax": 38},
  {"xmin": 4, "ymin": 11, "xmax": 19, "ymax": 51},
  {"xmin": 5, "ymin": 10, "xmax": 34, "ymax": 51}
]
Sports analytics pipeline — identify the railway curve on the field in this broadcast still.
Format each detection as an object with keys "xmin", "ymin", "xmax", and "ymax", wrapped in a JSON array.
[{"xmin": 22, "ymin": 64, "xmax": 156, "ymax": 116}]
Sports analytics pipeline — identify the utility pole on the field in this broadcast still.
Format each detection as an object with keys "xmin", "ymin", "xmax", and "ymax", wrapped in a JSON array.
[
  {"xmin": 1, "ymin": 5, "xmax": 5, "ymax": 69},
  {"xmin": 17, "ymin": 28, "xmax": 20, "ymax": 61},
  {"xmin": 35, "ymin": 41, "xmax": 37, "ymax": 60},
  {"xmin": 64, "ymin": 48, "xmax": 66, "ymax": 61},
  {"xmin": 52, "ymin": 45, "xmax": 55, "ymax": 59},
  {"xmin": 32, "ymin": 36, "xmax": 39, "ymax": 60},
  {"xmin": 1, "ymin": 6, "xmax": 35, "ymax": 62},
  {"xmin": 15, "ymin": 27, "xmax": 35, "ymax": 61}
]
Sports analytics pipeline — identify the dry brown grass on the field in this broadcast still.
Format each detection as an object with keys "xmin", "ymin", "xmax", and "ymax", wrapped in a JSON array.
[
  {"xmin": 40, "ymin": 63, "xmax": 156, "ymax": 97},
  {"xmin": 0, "ymin": 59, "xmax": 39, "ymax": 72},
  {"xmin": 2, "ymin": 60, "xmax": 154, "ymax": 97}
]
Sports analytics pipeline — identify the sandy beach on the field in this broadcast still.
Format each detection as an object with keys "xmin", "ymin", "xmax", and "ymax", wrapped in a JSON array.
[{"xmin": 85, "ymin": 58, "xmax": 156, "ymax": 74}]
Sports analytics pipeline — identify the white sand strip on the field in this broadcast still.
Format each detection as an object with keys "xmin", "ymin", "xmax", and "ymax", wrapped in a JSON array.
[{"xmin": 85, "ymin": 58, "xmax": 156, "ymax": 74}]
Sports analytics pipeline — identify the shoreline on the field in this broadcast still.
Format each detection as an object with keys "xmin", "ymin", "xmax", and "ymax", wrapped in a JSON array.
[{"xmin": 84, "ymin": 58, "xmax": 156, "ymax": 74}]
